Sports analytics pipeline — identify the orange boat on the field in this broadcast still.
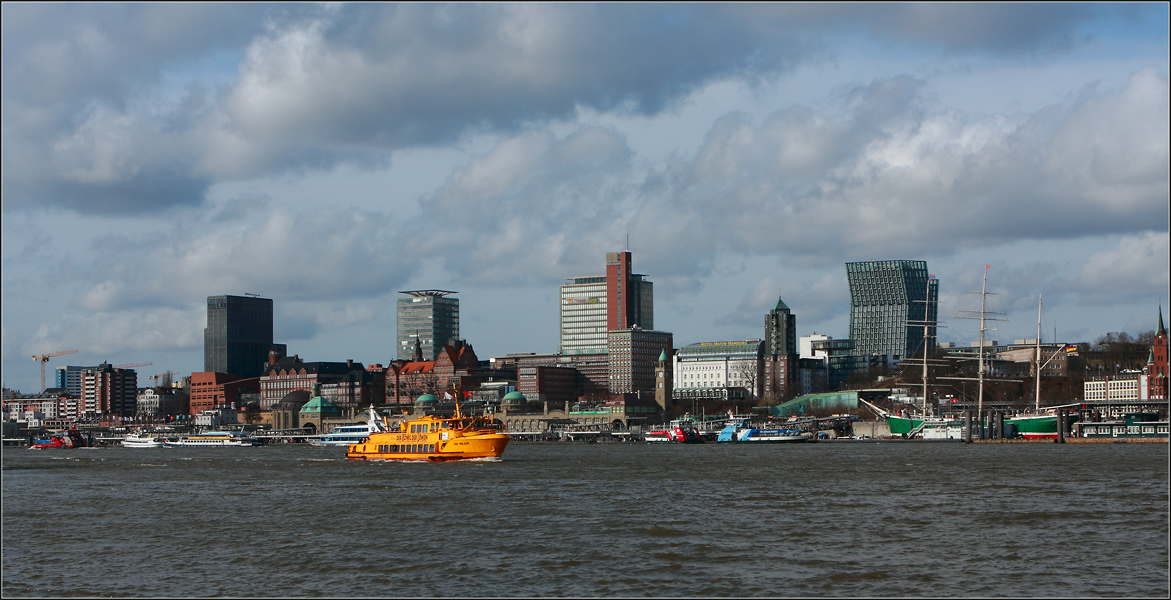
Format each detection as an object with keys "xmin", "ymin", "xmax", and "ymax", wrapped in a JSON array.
[{"xmin": 345, "ymin": 400, "xmax": 508, "ymax": 462}]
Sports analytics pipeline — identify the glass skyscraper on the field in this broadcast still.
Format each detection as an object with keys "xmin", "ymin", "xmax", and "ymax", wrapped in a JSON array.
[
  {"xmin": 846, "ymin": 260, "xmax": 938, "ymax": 358},
  {"xmin": 204, "ymin": 295, "xmax": 275, "ymax": 378},
  {"xmin": 397, "ymin": 290, "xmax": 459, "ymax": 361}
]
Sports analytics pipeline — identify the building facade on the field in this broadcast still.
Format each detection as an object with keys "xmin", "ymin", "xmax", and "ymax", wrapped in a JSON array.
[
  {"xmin": 559, "ymin": 251, "xmax": 654, "ymax": 356},
  {"xmin": 55, "ymin": 365, "xmax": 96, "ymax": 397},
  {"xmin": 846, "ymin": 260, "xmax": 938, "ymax": 358},
  {"xmin": 80, "ymin": 363, "xmax": 138, "ymax": 418},
  {"xmin": 397, "ymin": 290, "xmax": 459, "ymax": 361},
  {"xmin": 560, "ymin": 276, "xmax": 609, "ymax": 355},
  {"xmin": 260, "ymin": 356, "xmax": 381, "ymax": 410},
  {"xmin": 189, "ymin": 372, "xmax": 260, "ymax": 414},
  {"xmin": 763, "ymin": 297, "xmax": 799, "ymax": 401},
  {"xmin": 1147, "ymin": 308, "xmax": 1168, "ymax": 401},
  {"xmin": 204, "ymin": 295, "xmax": 282, "ymax": 378},
  {"xmin": 673, "ymin": 340, "xmax": 763, "ymax": 399},
  {"xmin": 608, "ymin": 329, "xmax": 673, "ymax": 396}
]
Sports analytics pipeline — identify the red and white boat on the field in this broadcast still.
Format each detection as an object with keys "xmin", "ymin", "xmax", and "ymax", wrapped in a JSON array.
[
  {"xmin": 31, "ymin": 428, "xmax": 87, "ymax": 449},
  {"xmin": 645, "ymin": 416, "xmax": 704, "ymax": 443}
]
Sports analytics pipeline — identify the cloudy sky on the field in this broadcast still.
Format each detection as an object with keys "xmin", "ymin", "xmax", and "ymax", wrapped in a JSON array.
[{"xmin": 2, "ymin": 3, "xmax": 1168, "ymax": 392}]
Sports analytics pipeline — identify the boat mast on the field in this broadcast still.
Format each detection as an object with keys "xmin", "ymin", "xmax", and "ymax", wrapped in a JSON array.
[
  {"xmin": 1035, "ymin": 294, "xmax": 1042, "ymax": 413},
  {"xmin": 922, "ymin": 275, "xmax": 932, "ymax": 416},
  {"xmin": 977, "ymin": 268, "xmax": 987, "ymax": 420}
]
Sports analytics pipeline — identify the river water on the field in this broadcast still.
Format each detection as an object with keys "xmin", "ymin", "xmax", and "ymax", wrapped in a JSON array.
[{"xmin": 2, "ymin": 441, "xmax": 1168, "ymax": 597}]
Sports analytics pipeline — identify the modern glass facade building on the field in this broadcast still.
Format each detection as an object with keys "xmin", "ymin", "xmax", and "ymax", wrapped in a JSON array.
[
  {"xmin": 846, "ymin": 260, "xmax": 938, "ymax": 358},
  {"xmin": 560, "ymin": 276, "xmax": 609, "ymax": 355},
  {"xmin": 397, "ymin": 290, "xmax": 459, "ymax": 361},
  {"xmin": 204, "ymin": 295, "xmax": 275, "ymax": 378}
]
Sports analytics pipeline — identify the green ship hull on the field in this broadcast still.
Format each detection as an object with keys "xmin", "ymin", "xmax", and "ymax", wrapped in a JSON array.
[{"xmin": 1005, "ymin": 414, "xmax": 1057, "ymax": 438}]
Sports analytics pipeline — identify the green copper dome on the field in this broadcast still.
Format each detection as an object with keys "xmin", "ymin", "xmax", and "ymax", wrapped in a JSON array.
[{"xmin": 415, "ymin": 393, "xmax": 438, "ymax": 404}]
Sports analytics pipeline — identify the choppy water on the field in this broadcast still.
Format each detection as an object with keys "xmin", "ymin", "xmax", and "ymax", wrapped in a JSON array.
[{"xmin": 2, "ymin": 441, "xmax": 1168, "ymax": 597}]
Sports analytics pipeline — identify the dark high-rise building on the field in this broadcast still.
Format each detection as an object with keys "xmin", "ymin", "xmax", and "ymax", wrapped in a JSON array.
[
  {"xmin": 765, "ymin": 297, "xmax": 797, "ymax": 355},
  {"xmin": 846, "ymin": 260, "xmax": 938, "ymax": 358},
  {"xmin": 397, "ymin": 290, "xmax": 459, "ymax": 361},
  {"xmin": 204, "ymin": 295, "xmax": 278, "ymax": 378}
]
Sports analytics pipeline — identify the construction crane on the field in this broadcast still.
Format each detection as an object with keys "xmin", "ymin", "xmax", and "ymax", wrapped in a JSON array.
[
  {"xmin": 113, "ymin": 362, "xmax": 152, "ymax": 369},
  {"xmin": 151, "ymin": 371, "xmax": 179, "ymax": 388},
  {"xmin": 31, "ymin": 349, "xmax": 78, "ymax": 393}
]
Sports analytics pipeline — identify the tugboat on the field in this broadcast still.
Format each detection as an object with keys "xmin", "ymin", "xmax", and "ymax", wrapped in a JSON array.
[
  {"xmin": 346, "ymin": 392, "xmax": 508, "ymax": 461},
  {"xmin": 31, "ymin": 428, "xmax": 87, "ymax": 449},
  {"xmin": 644, "ymin": 415, "xmax": 704, "ymax": 443}
]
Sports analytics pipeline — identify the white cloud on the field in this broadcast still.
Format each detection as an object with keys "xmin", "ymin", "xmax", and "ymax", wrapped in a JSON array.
[{"xmin": 1072, "ymin": 232, "xmax": 1170, "ymax": 305}]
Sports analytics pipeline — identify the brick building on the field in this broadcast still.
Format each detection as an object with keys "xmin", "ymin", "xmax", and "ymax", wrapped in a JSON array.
[
  {"xmin": 1147, "ymin": 308, "xmax": 1168, "ymax": 401},
  {"xmin": 260, "ymin": 356, "xmax": 383, "ymax": 410},
  {"xmin": 80, "ymin": 363, "xmax": 138, "ymax": 418},
  {"xmin": 189, "ymin": 372, "xmax": 260, "ymax": 415}
]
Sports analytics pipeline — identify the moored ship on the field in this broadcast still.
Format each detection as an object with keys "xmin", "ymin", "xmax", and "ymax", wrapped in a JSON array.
[
  {"xmin": 31, "ymin": 428, "xmax": 87, "ymax": 449},
  {"xmin": 644, "ymin": 415, "xmax": 704, "ymax": 443},
  {"xmin": 717, "ymin": 418, "xmax": 812, "ymax": 443},
  {"xmin": 122, "ymin": 431, "xmax": 166, "ymax": 448},
  {"xmin": 163, "ymin": 431, "xmax": 261, "ymax": 447},
  {"xmin": 346, "ymin": 402, "xmax": 508, "ymax": 461}
]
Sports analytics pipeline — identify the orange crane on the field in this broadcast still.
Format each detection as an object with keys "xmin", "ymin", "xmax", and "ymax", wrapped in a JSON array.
[{"xmin": 31, "ymin": 349, "xmax": 78, "ymax": 393}]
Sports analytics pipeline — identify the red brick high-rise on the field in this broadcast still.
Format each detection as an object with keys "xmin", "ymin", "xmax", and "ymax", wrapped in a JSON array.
[{"xmin": 1146, "ymin": 306, "xmax": 1167, "ymax": 401}]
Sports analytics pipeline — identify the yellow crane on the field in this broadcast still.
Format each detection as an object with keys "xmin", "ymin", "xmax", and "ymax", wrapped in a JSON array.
[
  {"xmin": 31, "ymin": 349, "xmax": 78, "ymax": 393},
  {"xmin": 151, "ymin": 371, "xmax": 179, "ymax": 388}
]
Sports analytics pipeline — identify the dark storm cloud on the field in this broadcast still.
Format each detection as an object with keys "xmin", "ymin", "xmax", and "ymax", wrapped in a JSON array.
[{"xmin": 2, "ymin": 3, "xmax": 1125, "ymax": 215}]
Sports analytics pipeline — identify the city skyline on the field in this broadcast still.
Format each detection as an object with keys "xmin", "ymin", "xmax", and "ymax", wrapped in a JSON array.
[{"xmin": 3, "ymin": 4, "xmax": 1168, "ymax": 393}]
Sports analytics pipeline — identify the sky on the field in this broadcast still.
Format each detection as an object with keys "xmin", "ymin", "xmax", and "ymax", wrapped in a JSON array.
[{"xmin": 2, "ymin": 3, "xmax": 1168, "ymax": 393}]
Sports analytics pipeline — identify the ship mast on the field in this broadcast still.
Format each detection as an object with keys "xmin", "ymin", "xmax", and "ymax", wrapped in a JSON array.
[
  {"xmin": 954, "ymin": 266, "xmax": 1007, "ymax": 437},
  {"xmin": 1035, "ymin": 294, "xmax": 1043, "ymax": 413}
]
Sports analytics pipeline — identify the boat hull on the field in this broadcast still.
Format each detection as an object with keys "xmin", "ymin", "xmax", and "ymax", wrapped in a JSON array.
[{"xmin": 122, "ymin": 437, "xmax": 164, "ymax": 448}]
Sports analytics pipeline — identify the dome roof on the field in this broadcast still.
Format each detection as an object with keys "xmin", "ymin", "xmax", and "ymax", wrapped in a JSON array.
[
  {"xmin": 274, "ymin": 389, "xmax": 311, "ymax": 410},
  {"xmin": 502, "ymin": 391, "xmax": 526, "ymax": 401},
  {"xmin": 415, "ymin": 393, "xmax": 438, "ymax": 404},
  {"xmin": 299, "ymin": 395, "xmax": 342, "ymax": 415}
]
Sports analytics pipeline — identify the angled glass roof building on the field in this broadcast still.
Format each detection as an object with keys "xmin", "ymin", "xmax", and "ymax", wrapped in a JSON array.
[{"xmin": 846, "ymin": 260, "xmax": 938, "ymax": 358}]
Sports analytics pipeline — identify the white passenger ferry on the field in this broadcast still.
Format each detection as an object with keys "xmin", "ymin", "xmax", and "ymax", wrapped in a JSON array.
[
  {"xmin": 122, "ymin": 432, "xmax": 165, "ymax": 448},
  {"xmin": 312, "ymin": 408, "xmax": 388, "ymax": 447},
  {"xmin": 163, "ymin": 431, "xmax": 261, "ymax": 447}
]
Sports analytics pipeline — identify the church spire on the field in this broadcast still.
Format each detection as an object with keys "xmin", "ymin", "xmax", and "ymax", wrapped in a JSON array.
[{"xmin": 1158, "ymin": 305, "xmax": 1165, "ymax": 336}]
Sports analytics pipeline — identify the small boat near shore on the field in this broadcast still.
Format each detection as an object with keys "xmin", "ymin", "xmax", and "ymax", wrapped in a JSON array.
[
  {"xmin": 164, "ymin": 431, "xmax": 261, "ymax": 447},
  {"xmin": 717, "ymin": 418, "xmax": 813, "ymax": 443},
  {"xmin": 645, "ymin": 415, "xmax": 704, "ymax": 443}
]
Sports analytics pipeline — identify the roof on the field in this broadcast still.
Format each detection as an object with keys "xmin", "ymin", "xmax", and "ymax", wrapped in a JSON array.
[
  {"xmin": 274, "ymin": 389, "xmax": 311, "ymax": 409},
  {"xmin": 677, "ymin": 340, "xmax": 763, "ymax": 359},
  {"xmin": 415, "ymin": 394, "xmax": 438, "ymax": 404},
  {"xmin": 774, "ymin": 297, "xmax": 790, "ymax": 311},
  {"xmin": 502, "ymin": 391, "xmax": 527, "ymax": 401},
  {"xmin": 299, "ymin": 396, "xmax": 342, "ymax": 415}
]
